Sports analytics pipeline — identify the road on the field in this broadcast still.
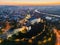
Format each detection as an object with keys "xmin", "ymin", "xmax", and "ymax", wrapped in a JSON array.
[{"xmin": 54, "ymin": 29, "xmax": 60, "ymax": 45}]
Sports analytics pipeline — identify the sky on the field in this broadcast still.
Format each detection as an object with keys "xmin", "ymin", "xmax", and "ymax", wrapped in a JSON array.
[
  {"xmin": 0, "ymin": 0, "xmax": 60, "ymax": 6},
  {"xmin": 0, "ymin": 0, "xmax": 60, "ymax": 2}
]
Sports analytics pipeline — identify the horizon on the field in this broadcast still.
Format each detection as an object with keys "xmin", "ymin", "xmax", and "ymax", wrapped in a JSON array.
[{"xmin": 0, "ymin": 2, "xmax": 60, "ymax": 6}]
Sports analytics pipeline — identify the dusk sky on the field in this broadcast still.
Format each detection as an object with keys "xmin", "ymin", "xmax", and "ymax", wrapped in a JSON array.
[
  {"xmin": 0, "ymin": 0, "xmax": 60, "ymax": 6},
  {"xmin": 0, "ymin": 0, "xmax": 60, "ymax": 2}
]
